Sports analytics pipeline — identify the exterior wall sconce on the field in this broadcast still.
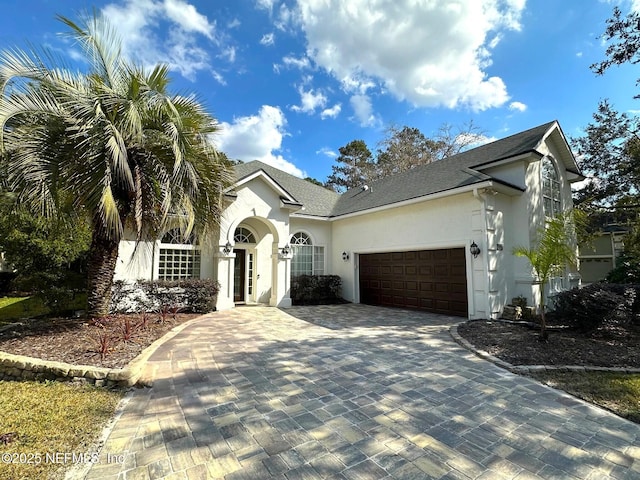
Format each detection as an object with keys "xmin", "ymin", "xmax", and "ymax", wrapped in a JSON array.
[
  {"xmin": 222, "ymin": 241, "xmax": 233, "ymax": 255},
  {"xmin": 496, "ymin": 243, "xmax": 504, "ymax": 251},
  {"xmin": 281, "ymin": 243, "xmax": 291, "ymax": 256},
  {"xmin": 342, "ymin": 251, "xmax": 350, "ymax": 261},
  {"xmin": 470, "ymin": 241, "xmax": 481, "ymax": 258}
]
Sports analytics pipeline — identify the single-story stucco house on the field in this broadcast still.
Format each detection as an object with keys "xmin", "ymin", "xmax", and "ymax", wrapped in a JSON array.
[{"xmin": 114, "ymin": 120, "xmax": 584, "ymax": 319}]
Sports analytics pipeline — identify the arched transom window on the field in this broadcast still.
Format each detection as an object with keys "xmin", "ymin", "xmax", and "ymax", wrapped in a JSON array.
[
  {"xmin": 158, "ymin": 228, "xmax": 200, "ymax": 280},
  {"xmin": 542, "ymin": 157, "xmax": 561, "ymax": 217},
  {"xmin": 234, "ymin": 227, "xmax": 256, "ymax": 244},
  {"xmin": 290, "ymin": 232, "xmax": 324, "ymax": 277}
]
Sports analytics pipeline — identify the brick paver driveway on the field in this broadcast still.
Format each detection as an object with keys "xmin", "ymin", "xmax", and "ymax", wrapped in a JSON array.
[{"xmin": 84, "ymin": 305, "xmax": 640, "ymax": 479}]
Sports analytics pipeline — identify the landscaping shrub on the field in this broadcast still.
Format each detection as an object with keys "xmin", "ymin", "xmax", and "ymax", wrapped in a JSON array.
[
  {"xmin": 606, "ymin": 254, "xmax": 640, "ymax": 284},
  {"xmin": 110, "ymin": 279, "xmax": 220, "ymax": 314},
  {"xmin": 291, "ymin": 275, "xmax": 343, "ymax": 305},
  {"xmin": 552, "ymin": 283, "xmax": 640, "ymax": 332}
]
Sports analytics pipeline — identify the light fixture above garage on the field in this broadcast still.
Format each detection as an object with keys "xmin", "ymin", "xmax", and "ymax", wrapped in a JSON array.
[{"xmin": 470, "ymin": 241, "xmax": 481, "ymax": 258}]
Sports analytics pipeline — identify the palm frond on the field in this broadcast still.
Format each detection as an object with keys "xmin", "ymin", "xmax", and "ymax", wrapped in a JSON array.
[{"xmin": 56, "ymin": 12, "xmax": 124, "ymax": 89}]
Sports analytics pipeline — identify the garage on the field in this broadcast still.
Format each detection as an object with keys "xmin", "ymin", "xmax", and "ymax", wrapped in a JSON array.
[{"xmin": 359, "ymin": 248, "xmax": 468, "ymax": 316}]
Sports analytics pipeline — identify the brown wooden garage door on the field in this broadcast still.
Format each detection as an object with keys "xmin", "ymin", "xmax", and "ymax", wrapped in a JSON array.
[{"xmin": 359, "ymin": 248, "xmax": 468, "ymax": 316}]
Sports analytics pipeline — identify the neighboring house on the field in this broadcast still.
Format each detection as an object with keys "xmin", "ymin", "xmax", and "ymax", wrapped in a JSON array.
[
  {"xmin": 114, "ymin": 120, "xmax": 583, "ymax": 319},
  {"xmin": 579, "ymin": 224, "xmax": 628, "ymax": 284}
]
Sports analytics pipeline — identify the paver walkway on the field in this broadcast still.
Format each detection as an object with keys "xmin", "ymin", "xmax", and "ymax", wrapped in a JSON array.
[{"xmin": 83, "ymin": 305, "xmax": 640, "ymax": 480}]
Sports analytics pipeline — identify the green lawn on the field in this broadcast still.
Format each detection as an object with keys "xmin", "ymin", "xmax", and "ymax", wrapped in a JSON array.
[
  {"xmin": 0, "ymin": 295, "xmax": 86, "ymax": 325},
  {"xmin": 531, "ymin": 371, "xmax": 640, "ymax": 424},
  {"xmin": 0, "ymin": 380, "xmax": 124, "ymax": 480}
]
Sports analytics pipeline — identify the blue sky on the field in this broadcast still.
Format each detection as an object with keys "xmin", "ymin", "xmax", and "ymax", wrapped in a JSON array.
[{"xmin": 0, "ymin": 0, "xmax": 639, "ymax": 182}]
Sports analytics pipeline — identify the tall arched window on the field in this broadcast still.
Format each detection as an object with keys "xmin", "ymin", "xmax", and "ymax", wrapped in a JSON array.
[
  {"xmin": 158, "ymin": 228, "xmax": 200, "ymax": 280},
  {"xmin": 542, "ymin": 157, "xmax": 561, "ymax": 217},
  {"xmin": 290, "ymin": 232, "xmax": 324, "ymax": 277}
]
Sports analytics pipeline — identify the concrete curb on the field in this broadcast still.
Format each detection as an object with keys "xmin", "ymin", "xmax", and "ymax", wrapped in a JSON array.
[
  {"xmin": 0, "ymin": 313, "xmax": 213, "ymax": 387},
  {"xmin": 449, "ymin": 322, "xmax": 640, "ymax": 375}
]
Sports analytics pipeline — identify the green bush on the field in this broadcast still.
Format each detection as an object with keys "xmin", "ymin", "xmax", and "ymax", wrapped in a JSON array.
[
  {"xmin": 111, "ymin": 279, "xmax": 220, "ymax": 314},
  {"xmin": 552, "ymin": 283, "xmax": 640, "ymax": 332},
  {"xmin": 606, "ymin": 254, "xmax": 640, "ymax": 284},
  {"xmin": 291, "ymin": 275, "xmax": 343, "ymax": 305}
]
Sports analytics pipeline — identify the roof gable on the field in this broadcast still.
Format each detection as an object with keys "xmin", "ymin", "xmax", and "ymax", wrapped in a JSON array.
[
  {"xmin": 232, "ymin": 169, "xmax": 299, "ymax": 205},
  {"xmin": 233, "ymin": 161, "xmax": 340, "ymax": 217}
]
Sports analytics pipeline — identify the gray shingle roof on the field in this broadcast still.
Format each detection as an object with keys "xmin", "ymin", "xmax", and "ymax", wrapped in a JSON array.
[
  {"xmin": 331, "ymin": 120, "xmax": 557, "ymax": 216},
  {"xmin": 233, "ymin": 121, "xmax": 571, "ymax": 219}
]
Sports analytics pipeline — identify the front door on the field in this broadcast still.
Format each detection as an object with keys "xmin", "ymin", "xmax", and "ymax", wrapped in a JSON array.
[{"xmin": 234, "ymin": 249, "xmax": 246, "ymax": 303}]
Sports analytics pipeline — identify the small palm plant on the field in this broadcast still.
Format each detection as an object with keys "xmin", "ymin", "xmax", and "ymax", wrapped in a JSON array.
[{"xmin": 513, "ymin": 212, "xmax": 578, "ymax": 340}]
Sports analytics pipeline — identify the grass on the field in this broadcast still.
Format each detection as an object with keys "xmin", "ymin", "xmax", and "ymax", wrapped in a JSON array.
[
  {"xmin": 0, "ymin": 380, "xmax": 124, "ymax": 480},
  {"xmin": 0, "ymin": 295, "xmax": 86, "ymax": 325},
  {"xmin": 530, "ymin": 371, "xmax": 640, "ymax": 424}
]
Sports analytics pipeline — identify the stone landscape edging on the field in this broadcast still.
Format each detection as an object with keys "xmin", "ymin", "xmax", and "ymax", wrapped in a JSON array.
[
  {"xmin": 449, "ymin": 322, "xmax": 640, "ymax": 375},
  {"xmin": 0, "ymin": 314, "xmax": 210, "ymax": 387}
]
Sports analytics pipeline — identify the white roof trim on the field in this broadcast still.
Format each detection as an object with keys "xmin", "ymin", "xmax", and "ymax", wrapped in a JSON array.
[
  {"xmin": 291, "ymin": 213, "xmax": 332, "ymax": 221},
  {"xmin": 230, "ymin": 170, "xmax": 298, "ymax": 204}
]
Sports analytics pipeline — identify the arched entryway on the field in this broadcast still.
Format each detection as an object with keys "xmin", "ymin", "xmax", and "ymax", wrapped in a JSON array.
[{"xmin": 215, "ymin": 216, "xmax": 292, "ymax": 309}]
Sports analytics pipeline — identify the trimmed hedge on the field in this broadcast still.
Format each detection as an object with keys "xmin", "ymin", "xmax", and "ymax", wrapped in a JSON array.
[
  {"xmin": 552, "ymin": 283, "xmax": 640, "ymax": 332},
  {"xmin": 291, "ymin": 275, "xmax": 344, "ymax": 305},
  {"xmin": 111, "ymin": 279, "xmax": 220, "ymax": 314}
]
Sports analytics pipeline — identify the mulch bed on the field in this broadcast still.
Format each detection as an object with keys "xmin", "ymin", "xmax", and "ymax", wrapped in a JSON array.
[
  {"xmin": 457, "ymin": 320, "xmax": 640, "ymax": 368},
  {"xmin": 0, "ymin": 313, "xmax": 201, "ymax": 369}
]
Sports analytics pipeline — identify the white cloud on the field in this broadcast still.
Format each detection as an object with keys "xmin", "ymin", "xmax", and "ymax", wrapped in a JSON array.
[
  {"xmin": 162, "ymin": 0, "xmax": 214, "ymax": 39},
  {"xmin": 221, "ymin": 46, "xmax": 237, "ymax": 63},
  {"xmin": 350, "ymin": 94, "xmax": 379, "ymax": 127},
  {"xmin": 321, "ymin": 103, "xmax": 342, "ymax": 119},
  {"xmin": 576, "ymin": 51, "xmax": 583, "ymax": 58},
  {"xmin": 260, "ymin": 33, "xmax": 275, "ymax": 46},
  {"xmin": 294, "ymin": 0, "xmax": 525, "ymax": 111},
  {"xmin": 282, "ymin": 55, "xmax": 311, "ymax": 69},
  {"xmin": 509, "ymin": 101, "xmax": 527, "ymax": 112},
  {"xmin": 215, "ymin": 106, "xmax": 304, "ymax": 177},
  {"xmin": 256, "ymin": 0, "xmax": 276, "ymax": 12},
  {"xmin": 102, "ymin": 0, "xmax": 227, "ymax": 80},
  {"xmin": 316, "ymin": 147, "xmax": 338, "ymax": 158},
  {"xmin": 212, "ymin": 70, "xmax": 226, "ymax": 85},
  {"xmin": 291, "ymin": 87, "xmax": 327, "ymax": 114}
]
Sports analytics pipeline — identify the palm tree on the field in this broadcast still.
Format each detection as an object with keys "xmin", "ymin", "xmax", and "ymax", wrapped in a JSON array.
[
  {"xmin": 513, "ymin": 213, "xmax": 578, "ymax": 340},
  {"xmin": 0, "ymin": 13, "xmax": 233, "ymax": 317}
]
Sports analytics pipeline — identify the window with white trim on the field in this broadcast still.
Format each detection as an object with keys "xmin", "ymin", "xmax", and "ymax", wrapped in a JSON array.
[
  {"xmin": 158, "ymin": 228, "xmax": 201, "ymax": 280},
  {"xmin": 290, "ymin": 232, "xmax": 324, "ymax": 277},
  {"xmin": 542, "ymin": 157, "xmax": 561, "ymax": 217},
  {"xmin": 234, "ymin": 227, "xmax": 256, "ymax": 244}
]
